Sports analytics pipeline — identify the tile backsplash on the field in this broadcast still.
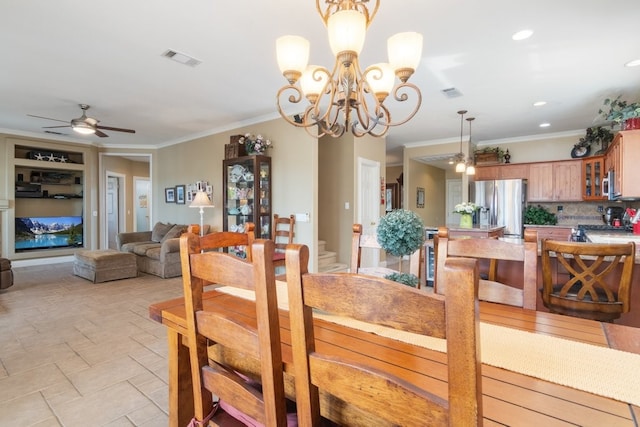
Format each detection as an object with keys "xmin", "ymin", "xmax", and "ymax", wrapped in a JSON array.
[{"xmin": 533, "ymin": 201, "xmax": 640, "ymax": 227}]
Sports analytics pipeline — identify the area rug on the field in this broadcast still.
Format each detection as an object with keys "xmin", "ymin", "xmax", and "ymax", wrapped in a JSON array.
[{"xmin": 216, "ymin": 282, "xmax": 640, "ymax": 406}]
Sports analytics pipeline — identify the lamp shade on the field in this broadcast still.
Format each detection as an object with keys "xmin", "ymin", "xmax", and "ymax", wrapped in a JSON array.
[
  {"xmin": 387, "ymin": 32, "xmax": 423, "ymax": 71},
  {"xmin": 455, "ymin": 161, "xmax": 466, "ymax": 173},
  {"xmin": 189, "ymin": 191, "xmax": 214, "ymax": 208},
  {"xmin": 327, "ymin": 9, "xmax": 366, "ymax": 56},
  {"xmin": 276, "ymin": 35, "xmax": 310, "ymax": 75},
  {"xmin": 71, "ymin": 122, "xmax": 96, "ymax": 135},
  {"xmin": 366, "ymin": 63, "xmax": 395, "ymax": 96},
  {"xmin": 300, "ymin": 65, "xmax": 328, "ymax": 98}
]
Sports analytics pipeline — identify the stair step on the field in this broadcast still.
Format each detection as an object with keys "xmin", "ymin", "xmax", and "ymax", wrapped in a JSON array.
[
  {"xmin": 318, "ymin": 262, "xmax": 349, "ymax": 273},
  {"xmin": 318, "ymin": 240, "xmax": 326, "ymax": 253},
  {"xmin": 318, "ymin": 251, "xmax": 337, "ymax": 267}
]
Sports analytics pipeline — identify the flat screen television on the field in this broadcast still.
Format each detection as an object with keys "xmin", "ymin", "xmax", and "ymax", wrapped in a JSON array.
[{"xmin": 15, "ymin": 216, "xmax": 83, "ymax": 252}]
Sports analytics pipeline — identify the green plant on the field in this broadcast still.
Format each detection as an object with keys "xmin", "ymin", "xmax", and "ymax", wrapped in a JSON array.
[
  {"xmin": 377, "ymin": 209, "xmax": 425, "ymax": 258},
  {"xmin": 599, "ymin": 96, "xmax": 640, "ymax": 125},
  {"xmin": 524, "ymin": 205, "xmax": 558, "ymax": 225},
  {"xmin": 474, "ymin": 146, "xmax": 505, "ymax": 161},
  {"xmin": 384, "ymin": 272, "xmax": 419, "ymax": 287}
]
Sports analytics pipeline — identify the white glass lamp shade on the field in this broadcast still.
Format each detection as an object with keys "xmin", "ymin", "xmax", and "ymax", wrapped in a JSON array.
[
  {"xmin": 300, "ymin": 65, "xmax": 328, "ymax": 99},
  {"xmin": 276, "ymin": 35, "xmax": 310, "ymax": 75},
  {"xmin": 71, "ymin": 122, "xmax": 96, "ymax": 135},
  {"xmin": 455, "ymin": 161, "xmax": 466, "ymax": 173},
  {"xmin": 327, "ymin": 9, "xmax": 366, "ymax": 56},
  {"xmin": 366, "ymin": 63, "xmax": 395, "ymax": 96},
  {"xmin": 190, "ymin": 191, "xmax": 214, "ymax": 208},
  {"xmin": 387, "ymin": 32, "xmax": 423, "ymax": 71},
  {"xmin": 466, "ymin": 164, "xmax": 476, "ymax": 175}
]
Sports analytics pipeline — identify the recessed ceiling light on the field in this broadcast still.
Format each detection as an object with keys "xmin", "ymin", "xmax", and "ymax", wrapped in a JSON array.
[
  {"xmin": 512, "ymin": 29, "xmax": 533, "ymax": 41},
  {"xmin": 539, "ymin": 122, "xmax": 551, "ymax": 128},
  {"xmin": 533, "ymin": 101, "xmax": 547, "ymax": 107},
  {"xmin": 625, "ymin": 59, "xmax": 640, "ymax": 67}
]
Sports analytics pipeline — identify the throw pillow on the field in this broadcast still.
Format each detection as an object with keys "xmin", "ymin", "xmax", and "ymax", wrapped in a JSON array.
[
  {"xmin": 151, "ymin": 222, "xmax": 174, "ymax": 242},
  {"xmin": 161, "ymin": 224, "xmax": 187, "ymax": 243}
]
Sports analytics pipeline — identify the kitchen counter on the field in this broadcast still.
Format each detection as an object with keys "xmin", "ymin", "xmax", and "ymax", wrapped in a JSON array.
[
  {"xmin": 444, "ymin": 224, "xmax": 505, "ymax": 239},
  {"xmin": 445, "ymin": 224, "xmax": 505, "ymax": 232},
  {"xmin": 585, "ymin": 230, "xmax": 640, "ymax": 244}
]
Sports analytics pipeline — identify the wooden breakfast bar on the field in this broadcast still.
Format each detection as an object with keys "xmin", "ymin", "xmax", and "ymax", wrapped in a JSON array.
[{"xmin": 149, "ymin": 284, "xmax": 640, "ymax": 427}]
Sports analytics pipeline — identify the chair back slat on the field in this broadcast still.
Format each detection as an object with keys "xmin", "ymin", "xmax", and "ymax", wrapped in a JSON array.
[
  {"xmin": 435, "ymin": 227, "xmax": 538, "ymax": 309},
  {"xmin": 286, "ymin": 243, "xmax": 483, "ymax": 426}
]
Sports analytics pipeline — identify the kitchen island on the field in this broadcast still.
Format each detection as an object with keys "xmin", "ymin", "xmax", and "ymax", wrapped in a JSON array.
[{"xmin": 444, "ymin": 224, "xmax": 505, "ymax": 238}]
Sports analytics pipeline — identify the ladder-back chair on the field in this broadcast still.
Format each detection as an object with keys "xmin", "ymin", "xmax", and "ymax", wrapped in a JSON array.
[{"xmin": 272, "ymin": 214, "xmax": 295, "ymax": 269}]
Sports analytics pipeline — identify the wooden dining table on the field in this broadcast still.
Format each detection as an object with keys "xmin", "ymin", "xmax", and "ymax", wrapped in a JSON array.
[{"xmin": 149, "ymin": 285, "xmax": 640, "ymax": 427}]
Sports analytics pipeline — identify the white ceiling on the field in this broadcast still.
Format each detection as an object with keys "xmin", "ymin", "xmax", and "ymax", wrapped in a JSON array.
[{"xmin": 1, "ymin": 0, "xmax": 639, "ymax": 166}]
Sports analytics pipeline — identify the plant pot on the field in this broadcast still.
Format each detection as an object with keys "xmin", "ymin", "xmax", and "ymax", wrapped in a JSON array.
[
  {"xmin": 459, "ymin": 213, "xmax": 473, "ymax": 228},
  {"xmin": 624, "ymin": 118, "xmax": 640, "ymax": 130}
]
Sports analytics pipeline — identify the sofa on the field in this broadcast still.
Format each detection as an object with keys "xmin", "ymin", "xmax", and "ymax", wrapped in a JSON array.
[{"xmin": 116, "ymin": 222, "xmax": 190, "ymax": 278}]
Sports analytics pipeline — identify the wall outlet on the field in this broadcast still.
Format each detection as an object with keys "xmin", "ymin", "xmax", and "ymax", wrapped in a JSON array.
[
  {"xmin": 295, "ymin": 213, "xmax": 310, "ymax": 222},
  {"xmin": 557, "ymin": 205, "xmax": 563, "ymax": 213},
  {"xmin": 597, "ymin": 205, "xmax": 604, "ymax": 212}
]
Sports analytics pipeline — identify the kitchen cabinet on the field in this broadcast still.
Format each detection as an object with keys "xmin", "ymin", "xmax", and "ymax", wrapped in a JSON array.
[
  {"xmin": 524, "ymin": 225, "xmax": 572, "ymax": 243},
  {"xmin": 582, "ymin": 155, "xmax": 606, "ymax": 200},
  {"xmin": 223, "ymin": 155, "xmax": 272, "ymax": 251},
  {"xmin": 605, "ymin": 130, "xmax": 640, "ymax": 200},
  {"xmin": 473, "ymin": 163, "xmax": 529, "ymax": 181},
  {"xmin": 528, "ymin": 160, "xmax": 582, "ymax": 202}
]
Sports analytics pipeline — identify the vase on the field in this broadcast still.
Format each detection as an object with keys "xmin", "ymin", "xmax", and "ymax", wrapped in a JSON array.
[
  {"xmin": 624, "ymin": 118, "xmax": 640, "ymax": 130},
  {"xmin": 459, "ymin": 213, "xmax": 473, "ymax": 228},
  {"xmin": 246, "ymin": 149, "xmax": 263, "ymax": 156}
]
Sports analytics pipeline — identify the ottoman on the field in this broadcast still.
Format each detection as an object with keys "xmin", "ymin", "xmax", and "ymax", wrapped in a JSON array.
[
  {"xmin": 74, "ymin": 249, "xmax": 137, "ymax": 283},
  {"xmin": 0, "ymin": 257, "xmax": 13, "ymax": 289}
]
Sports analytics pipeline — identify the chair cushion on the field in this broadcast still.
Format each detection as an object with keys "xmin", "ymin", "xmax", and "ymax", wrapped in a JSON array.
[
  {"xmin": 273, "ymin": 252, "xmax": 286, "ymax": 261},
  {"xmin": 551, "ymin": 283, "xmax": 618, "ymax": 303},
  {"xmin": 151, "ymin": 222, "xmax": 174, "ymax": 242}
]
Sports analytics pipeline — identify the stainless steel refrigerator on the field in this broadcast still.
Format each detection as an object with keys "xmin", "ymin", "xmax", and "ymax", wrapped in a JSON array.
[{"xmin": 470, "ymin": 179, "xmax": 527, "ymax": 238}]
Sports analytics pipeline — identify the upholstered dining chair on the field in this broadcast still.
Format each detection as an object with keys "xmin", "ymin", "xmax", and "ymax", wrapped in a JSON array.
[
  {"xmin": 272, "ymin": 214, "xmax": 295, "ymax": 270},
  {"xmin": 179, "ymin": 234, "xmax": 291, "ymax": 426},
  {"xmin": 435, "ymin": 227, "xmax": 538, "ymax": 309},
  {"xmin": 540, "ymin": 239, "xmax": 635, "ymax": 322},
  {"xmin": 350, "ymin": 223, "xmax": 422, "ymax": 287},
  {"xmin": 286, "ymin": 243, "xmax": 483, "ymax": 426}
]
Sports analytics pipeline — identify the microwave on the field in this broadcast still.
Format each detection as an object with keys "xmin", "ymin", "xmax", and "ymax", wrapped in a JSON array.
[{"xmin": 602, "ymin": 170, "xmax": 620, "ymax": 200}]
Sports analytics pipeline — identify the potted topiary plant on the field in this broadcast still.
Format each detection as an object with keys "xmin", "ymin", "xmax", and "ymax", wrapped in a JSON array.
[
  {"xmin": 376, "ymin": 209, "xmax": 425, "ymax": 287},
  {"xmin": 599, "ymin": 96, "xmax": 640, "ymax": 130}
]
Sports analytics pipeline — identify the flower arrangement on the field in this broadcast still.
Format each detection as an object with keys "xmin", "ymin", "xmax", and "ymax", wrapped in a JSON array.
[
  {"xmin": 454, "ymin": 202, "xmax": 478, "ymax": 215},
  {"xmin": 239, "ymin": 133, "xmax": 272, "ymax": 155}
]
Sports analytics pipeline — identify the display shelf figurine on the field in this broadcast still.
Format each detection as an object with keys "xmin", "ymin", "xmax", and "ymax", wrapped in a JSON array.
[{"xmin": 504, "ymin": 149, "xmax": 511, "ymax": 164}]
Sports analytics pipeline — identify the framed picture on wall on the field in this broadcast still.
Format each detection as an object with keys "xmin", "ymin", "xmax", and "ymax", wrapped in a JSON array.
[
  {"xmin": 175, "ymin": 185, "xmax": 186, "ymax": 204},
  {"xmin": 165, "ymin": 187, "xmax": 175, "ymax": 203},
  {"xmin": 416, "ymin": 187, "xmax": 425, "ymax": 208}
]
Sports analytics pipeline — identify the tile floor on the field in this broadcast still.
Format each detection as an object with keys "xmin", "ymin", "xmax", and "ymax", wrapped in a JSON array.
[{"xmin": 0, "ymin": 263, "xmax": 185, "ymax": 426}]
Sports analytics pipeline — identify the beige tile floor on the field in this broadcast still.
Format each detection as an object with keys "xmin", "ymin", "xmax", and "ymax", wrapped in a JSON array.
[{"xmin": 0, "ymin": 263, "xmax": 185, "ymax": 427}]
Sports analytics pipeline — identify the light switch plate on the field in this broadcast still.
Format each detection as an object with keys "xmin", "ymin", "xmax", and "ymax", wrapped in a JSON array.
[{"xmin": 295, "ymin": 213, "xmax": 310, "ymax": 222}]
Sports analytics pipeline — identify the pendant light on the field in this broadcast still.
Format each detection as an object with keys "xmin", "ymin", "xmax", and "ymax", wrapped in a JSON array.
[
  {"xmin": 466, "ymin": 117, "xmax": 476, "ymax": 176},
  {"xmin": 454, "ymin": 110, "xmax": 467, "ymax": 173}
]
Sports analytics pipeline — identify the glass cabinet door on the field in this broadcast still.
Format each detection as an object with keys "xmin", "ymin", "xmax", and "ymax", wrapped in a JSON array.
[
  {"xmin": 582, "ymin": 155, "xmax": 605, "ymax": 201},
  {"xmin": 223, "ymin": 155, "xmax": 272, "ymax": 256}
]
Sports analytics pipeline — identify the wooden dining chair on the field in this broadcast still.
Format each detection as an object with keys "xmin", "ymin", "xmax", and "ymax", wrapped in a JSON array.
[
  {"xmin": 272, "ymin": 214, "xmax": 295, "ymax": 269},
  {"xmin": 286, "ymin": 243, "xmax": 483, "ymax": 426},
  {"xmin": 350, "ymin": 223, "xmax": 422, "ymax": 287},
  {"xmin": 435, "ymin": 226, "xmax": 538, "ymax": 310},
  {"xmin": 179, "ymin": 234, "xmax": 290, "ymax": 426},
  {"xmin": 541, "ymin": 238, "xmax": 635, "ymax": 322}
]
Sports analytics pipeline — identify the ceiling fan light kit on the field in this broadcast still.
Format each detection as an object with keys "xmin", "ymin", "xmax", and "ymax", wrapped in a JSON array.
[
  {"xmin": 28, "ymin": 104, "xmax": 136, "ymax": 138},
  {"xmin": 275, "ymin": 0, "xmax": 423, "ymax": 138}
]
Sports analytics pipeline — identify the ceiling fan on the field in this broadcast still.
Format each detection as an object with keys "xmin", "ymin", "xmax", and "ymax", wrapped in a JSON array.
[{"xmin": 28, "ymin": 104, "xmax": 136, "ymax": 138}]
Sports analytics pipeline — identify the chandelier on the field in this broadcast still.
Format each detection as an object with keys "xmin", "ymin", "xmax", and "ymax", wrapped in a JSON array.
[
  {"xmin": 453, "ymin": 110, "xmax": 475, "ymax": 175},
  {"xmin": 275, "ymin": 0, "xmax": 423, "ymax": 138}
]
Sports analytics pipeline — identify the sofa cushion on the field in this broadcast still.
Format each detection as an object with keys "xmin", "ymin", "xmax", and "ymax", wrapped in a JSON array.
[
  {"xmin": 120, "ymin": 241, "xmax": 154, "ymax": 253},
  {"xmin": 132, "ymin": 242, "xmax": 161, "ymax": 256},
  {"xmin": 151, "ymin": 222, "xmax": 174, "ymax": 242},
  {"xmin": 145, "ymin": 246, "xmax": 161, "ymax": 261},
  {"xmin": 161, "ymin": 224, "xmax": 187, "ymax": 243}
]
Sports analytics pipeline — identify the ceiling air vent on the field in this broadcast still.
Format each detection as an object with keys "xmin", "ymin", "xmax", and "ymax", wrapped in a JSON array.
[
  {"xmin": 162, "ymin": 49, "xmax": 202, "ymax": 67},
  {"xmin": 441, "ymin": 87, "xmax": 463, "ymax": 98}
]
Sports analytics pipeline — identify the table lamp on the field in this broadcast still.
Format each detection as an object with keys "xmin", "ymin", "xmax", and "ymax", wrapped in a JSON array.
[{"xmin": 189, "ymin": 191, "xmax": 214, "ymax": 236}]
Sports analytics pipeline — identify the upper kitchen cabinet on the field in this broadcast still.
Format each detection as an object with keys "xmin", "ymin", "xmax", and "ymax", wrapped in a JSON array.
[
  {"xmin": 528, "ymin": 160, "xmax": 582, "ymax": 202},
  {"xmin": 582, "ymin": 155, "xmax": 606, "ymax": 201},
  {"xmin": 473, "ymin": 163, "xmax": 529, "ymax": 181},
  {"xmin": 605, "ymin": 130, "xmax": 640, "ymax": 200}
]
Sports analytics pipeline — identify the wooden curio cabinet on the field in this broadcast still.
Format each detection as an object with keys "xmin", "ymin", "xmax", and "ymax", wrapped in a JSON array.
[
  {"xmin": 223, "ymin": 155, "xmax": 272, "ymax": 256},
  {"xmin": 582, "ymin": 155, "xmax": 606, "ymax": 200}
]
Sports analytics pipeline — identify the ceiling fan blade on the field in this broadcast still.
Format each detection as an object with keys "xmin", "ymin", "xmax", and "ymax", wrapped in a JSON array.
[
  {"xmin": 96, "ymin": 125, "xmax": 136, "ymax": 134},
  {"xmin": 94, "ymin": 129, "xmax": 109, "ymax": 138},
  {"xmin": 43, "ymin": 125, "xmax": 71, "ymax": 129},
  {"xmin": 27, "ymin": 114, "xmax": 69, "ymax": 123}
]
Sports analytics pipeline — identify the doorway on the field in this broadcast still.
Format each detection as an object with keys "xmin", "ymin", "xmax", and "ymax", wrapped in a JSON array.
[
  {"xmin": 133, "ymin": 177, "xmax": 151, "ymax": 232},
  {"xmin": 357, "ymin": 157, "xmax": 381, "ymax": 268},
  {"xmin": 106, "ymin": 173, "xmax": 125, "ymax": 249}
]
